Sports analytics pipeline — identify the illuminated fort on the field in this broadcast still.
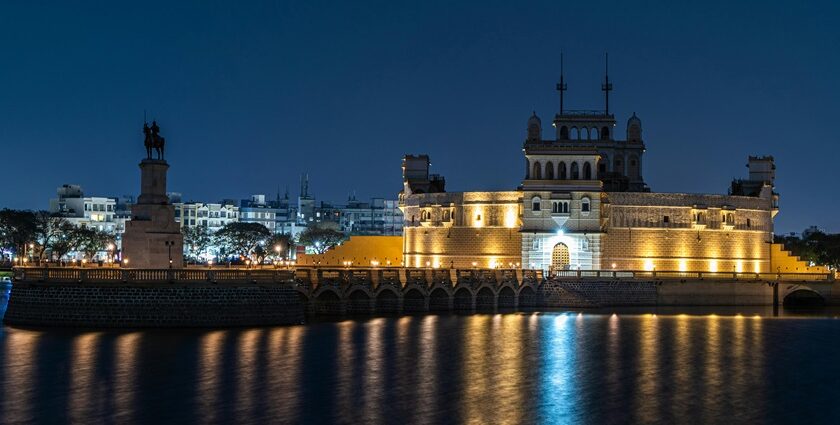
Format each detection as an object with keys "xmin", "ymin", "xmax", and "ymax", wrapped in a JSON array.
[{"xmin": 399, "ymin": 68, "xmax": 811, "ymax": 274}]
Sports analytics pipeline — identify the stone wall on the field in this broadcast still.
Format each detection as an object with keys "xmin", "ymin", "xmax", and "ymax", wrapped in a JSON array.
[
  {"xmin": 4, "ymin": 282, "xmax": 304, "ymax": 328},
  {"xmin": 602, "ymin": 227, "xmax": 771, "ymax": 272},
  {"xmin": 403, "ymin": 226, "xmax": 521, "ymax": 269}
]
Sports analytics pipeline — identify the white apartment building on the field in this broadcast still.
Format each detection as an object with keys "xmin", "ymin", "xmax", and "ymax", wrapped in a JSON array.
[
  {"xmin": 174, "ymin": 201, "xmax": 240, "ymax": 232},
  {"xmin": 49, "ymin": 184, "xmax": 126, "ymax": 234}
]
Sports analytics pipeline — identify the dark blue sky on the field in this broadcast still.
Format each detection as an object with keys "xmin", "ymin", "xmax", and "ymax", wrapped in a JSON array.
[{"xmin": 1, "ymin": 1, "xmax": 838, "ymax": 233}]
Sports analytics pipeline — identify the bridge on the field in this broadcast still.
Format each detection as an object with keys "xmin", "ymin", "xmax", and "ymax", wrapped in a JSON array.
[{"xmin": 12, "ymin": 267, "xmax": 837, "ymax": 315}]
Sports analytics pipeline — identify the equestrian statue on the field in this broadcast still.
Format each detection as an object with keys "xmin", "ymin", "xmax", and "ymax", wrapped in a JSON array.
[{"xmin": 142, "ymin": 120, "xmax": 166, "ymax": 160}]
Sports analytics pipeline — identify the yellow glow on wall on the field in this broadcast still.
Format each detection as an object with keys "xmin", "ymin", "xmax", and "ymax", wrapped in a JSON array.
[
  {"xmin": 503, "ymin": 206, "xmax": 518, "ymax": 228},
  {"xmin": 735, "ymin": 261, "xmax": 743, "ymax": 273},
  {"xmin": 473, "ymin": 206, "xmax": 485, "ymax": 228},
  {"xmin": 753, "ymin": 260, "xmax": 761, "ymax": 273},
  {"xmin": 678, "ymin": 259, "xmax": 688, "ymax": 272},
  {"xmin": 709, "ymin": 259, "xmax": 719, "ymax": 273},
  {"xmin": 643, "ymin": 259, "xmax": 655, "ymax": 271}
]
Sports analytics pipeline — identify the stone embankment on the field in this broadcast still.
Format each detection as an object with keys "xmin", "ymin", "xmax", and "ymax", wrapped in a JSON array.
[{"xmin": 2, "ymin": 267, "xmax": 836, "ymax": 327}]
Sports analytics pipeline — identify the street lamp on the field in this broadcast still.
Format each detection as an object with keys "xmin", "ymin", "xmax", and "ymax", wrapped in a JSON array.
[{"xmin": 164, "ymin": 240, "xmax": 175, "ymax": 269}]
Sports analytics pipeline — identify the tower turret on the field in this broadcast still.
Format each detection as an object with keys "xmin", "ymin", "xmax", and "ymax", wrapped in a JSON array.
[
  {"xmin": 627, "ymin": 113, "xmax": 642, "ymax": 143},
  {"xmin": 527, "ymin": 112, "xmax": 542, "ymax": 142}
]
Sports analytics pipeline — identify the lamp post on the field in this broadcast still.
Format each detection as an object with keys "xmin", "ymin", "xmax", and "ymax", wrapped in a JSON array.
[{"xmin": 165, "ymin": 240, "xmax": 175, "ymax": 269}]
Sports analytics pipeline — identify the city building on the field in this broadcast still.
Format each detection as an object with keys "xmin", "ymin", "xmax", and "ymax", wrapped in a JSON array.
[
  {"xmin": 400, "ymin": 72, "xmax": 807, "ymax": 273},
  {"xmin": 49, "ymin": 184, "xmax": 125, "ymax": 234},
  {"xmin": 341, "ymin": 196, "xmax": 403, "ymax": 235},
  {"xmin": 239, "ymin": 194, "xmax": 278, "ymax": 233},
  {"xmin": 173, "ymin": 200, "xmax": 239, "ymax": 233}
]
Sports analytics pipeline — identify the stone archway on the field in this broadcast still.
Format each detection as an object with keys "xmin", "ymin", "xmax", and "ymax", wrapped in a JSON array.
[
  {"xmin": 519, "ymin": 286, "xmax": 537, "ymax": 309},
  {"xmin": 403, "ymin": 288, "xmax": 427, "ymax": 313},
  {"xmin": 551, "ymin": 242, "xmax": 570, "ymax": 274},
  {"xmin": 429, "ymin": 288, "xmax": 451, "ymax": 312},
  {"xmin": 346, "ymin": 289, "xmax": 372, "ymax": 315},
  {"xmin": 498, "ymin": 286, "xmax": 516, "ymax": 310},
  {"xmin": 453, "ymin": 287, "xmax": 473, "ymax": 312},
  {"xmin": 375, "ymin": 288, "xmax": 400, "ymax": 314},
  {"xmin": 783, "ymin": 288, "xmax": 825, "ymax": 307},
  {"xmin": 475, "ymin": 286, "xmax": 496, "ymax": 313}
]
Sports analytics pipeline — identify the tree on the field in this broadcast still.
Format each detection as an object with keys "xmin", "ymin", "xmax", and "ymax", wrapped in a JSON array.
[
  {"xmin": 46, "ymin": 222, "xmax": 83, "ymax": 261},
  {"xmin": 0, "ymin": 209, "xmax": 38, "ymax": 257},
  {"xmin": 776, "ymin": 232, "xmax": 840, "ymax": 270},
  {"xmin": 214, "ymin": 222, "xmax": 271, "ymax": 259},
  {"xmin": 265, "ymin": 233, "xmax": 294, "ymax": 260},
  {"xmin": 74, "ymin": 226, "xmax": 114, "ymax": 260},
  {"xmin": 33, "ymin": 211, "xmax": 70, "ymax": 260},
  {"xmin": 298, "ymin": 225, "xmax": 345, "ymax": 254},
  {"xmin": 182, "ymin": 225, "xmax": 214, "ymax": 262}
]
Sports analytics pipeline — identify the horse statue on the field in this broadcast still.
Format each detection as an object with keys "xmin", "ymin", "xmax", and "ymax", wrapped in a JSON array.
[
  {"xmin": 151, "ymin": 121, "xmax": 165, "ymax": 160},
  {"xmin": 143, "ymin": 123, "xmax": 154, "ymax": 159},
  {"xmin": 142, "ymin": 121, "xmax": 166, "ymax": 160}
]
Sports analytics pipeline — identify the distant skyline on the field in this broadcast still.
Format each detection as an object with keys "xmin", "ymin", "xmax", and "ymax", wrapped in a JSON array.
[{"xmin": 1, "ymin": 1, "xmax": 838, "ymax": 233}]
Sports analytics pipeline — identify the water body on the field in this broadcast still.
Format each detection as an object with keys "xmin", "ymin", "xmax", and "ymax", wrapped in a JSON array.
[{"xmin": 2, "ymin": 309, "xmax": 840, "ymax": 425}]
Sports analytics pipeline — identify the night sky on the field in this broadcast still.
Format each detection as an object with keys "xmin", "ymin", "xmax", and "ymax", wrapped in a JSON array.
[{"xmin": 0, "ymin": 1, "xmax": 838, "ymax": 233}]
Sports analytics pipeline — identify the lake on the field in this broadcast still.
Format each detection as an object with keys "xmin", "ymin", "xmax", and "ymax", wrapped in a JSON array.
[{"xmin": 2, "ymin": 308, "xmax": 840, "ymax": 424}]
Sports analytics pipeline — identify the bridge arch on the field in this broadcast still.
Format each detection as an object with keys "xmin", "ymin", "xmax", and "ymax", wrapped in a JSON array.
[
  {"xmin": 403, "ymin": 287, "xmax": 428, "ymax": 313},
  {"xmin": 475, "ymin": 286, "xmax": 496, "ymax": 313},
  {"xmin": 313, "ymin": 287, "xmax": 344, "ymax": 316},
  {"xmin": 453, "ymin": 287, "xmax": 474, "ymax": 312},
  {"xmin": 346, "ymin": 288, "xmax": 373, "ymax": 315},
  {"xmin": 375, "ymin": 286, "xmax": 401, "ymax": 314},
  {"xmin": 498, "ymin": 286, "xmax": 517, "ymax": 310},
  {"xmin": 429, "ymin": 287, "xmax": 452, "ymax": 312},
  {"xmin": 518, "ymin": 285, "xmax": 538, "ymax": 310},
  {"xmin": 783, "ymin": 288, "xmax": 826, "ymax": 307}
]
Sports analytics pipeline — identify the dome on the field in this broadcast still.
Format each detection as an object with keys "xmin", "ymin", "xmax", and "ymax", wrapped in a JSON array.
[
  {"xmin": 627, "ymin": 112, "xmax": 641, "ymax": 127},
  {"xmin": 528, "ymin": 111, "xmax": 541, "ymax": 125}
]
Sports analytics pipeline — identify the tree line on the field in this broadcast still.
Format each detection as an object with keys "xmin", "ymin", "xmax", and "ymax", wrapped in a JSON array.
[
  {"xmin": 1, "ymin": 207, "xmax": 349, "ymax": 264},
  {"xmin": 775, "ymin": 231, "xmax": 840, "ymax": 270},
  {"xmin": 183, "ymin": 222, "xmax": 346, "ymax": 264},
  {"xmin": 0, "ymin": 209, "xmax": 115, "ymax": 262}
]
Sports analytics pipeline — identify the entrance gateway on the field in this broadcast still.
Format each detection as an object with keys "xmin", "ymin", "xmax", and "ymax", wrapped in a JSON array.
[{"xmin": 551, "ymin": 242, "xmax": 570, "ymax": 274}]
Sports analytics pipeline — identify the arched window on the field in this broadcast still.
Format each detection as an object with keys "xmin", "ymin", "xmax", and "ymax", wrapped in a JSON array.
[
  {"xmin": 614, "ymin": 156, "xmax": 624, "ymax": 175},
  {"xmin": 532, "ymin": 196, "xmax": 542, "ymax": 212},
  {"xmin": 590, "ymin": 127, "xmax": 599, "ymax": 140},
  {"xmin": 525, "ymin": 158, "xmax": 530, "ymax": 179},
  {"xmin": 571, "ymin": 127, "xmax": 579, "ymax": 140},
  {"xmin": 559, "ymin": 162, "xmax": 567, "ymax": 180},
  {"xmin": 571, "ymin": 162, "xmax": 579, "ymax": 179},
  {"xmin": 583, "ymin": 162, "xmax": 592, "ymax": 180},
  {"xmin": 598, "ymin": 154, "xmax": 609, "ymax": 178},
  {"xmin": 581, "ymin": 197, "xmax": 591, "ymax": 215},
  {"xmin": 443, "ymin": 210, "xmax": 450, "ymax": 222},
  {"xmin": 560, "ymin": 126, "xmax": 569, "ymax": 139},
  {"xmin": 601, "ymin": 126, "xmax": 610, "ymax": 140},
  {"xmin": 582, "ymin": 127, "xmax": 590, "ymax": 140},
  {"xmin": 532, "ymin": 161, "xmax": 542, "ymax": 179},
  {"xmin": 563, "ymin": 201, "xmax": 569, "ymax": 213},
  {"xmin": 545, "ymin": 161, "xmax": 554, "ymax": 179},
  {"xmin": 628, "ymin": 154, "xmax": 640, "ymax": 179},
  {"xmin": 411, "ymin": 215, "xmax": 416, "ymax": 225}
]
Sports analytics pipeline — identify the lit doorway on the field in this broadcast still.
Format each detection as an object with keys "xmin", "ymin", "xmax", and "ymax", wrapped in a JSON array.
[{"xmin": 551, "ymin": 243, "xmax": 570, "ymax": 274}]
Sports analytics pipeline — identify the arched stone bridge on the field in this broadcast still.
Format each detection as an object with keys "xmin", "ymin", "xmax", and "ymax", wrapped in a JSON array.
[{"xmin": 294, "ymin": 268, "xmax": 662, "ymax": 316}]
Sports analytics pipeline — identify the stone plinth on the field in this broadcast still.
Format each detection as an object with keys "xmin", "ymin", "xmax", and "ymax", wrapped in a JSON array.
[
  {"xmin": 137, "ymin": 159, "xmax": 170, "ymax": 204},
  {"xmin": 122, "ymin": 158, "xmax": 184, "ymax": 268}
]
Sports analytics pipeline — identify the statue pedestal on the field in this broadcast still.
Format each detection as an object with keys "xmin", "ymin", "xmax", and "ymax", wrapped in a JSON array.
[{"xmin": 122, "ymin": 159, "xmax": 184, "ymax": 268}]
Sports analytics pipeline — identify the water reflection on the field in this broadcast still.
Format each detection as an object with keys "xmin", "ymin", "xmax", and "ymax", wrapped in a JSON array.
[{"xmin": 0, "ymin": 309, "xmax": 838, "ymax": 424}]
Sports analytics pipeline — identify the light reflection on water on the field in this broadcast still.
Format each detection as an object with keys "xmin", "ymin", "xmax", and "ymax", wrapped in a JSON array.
[{"xmin": 2, "ymin": 309, "xmax": 840, "ymax": 424}]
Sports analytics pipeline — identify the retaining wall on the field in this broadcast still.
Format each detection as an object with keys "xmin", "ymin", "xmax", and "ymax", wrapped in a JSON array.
[{"xmin": 4, "ymin": 282, "xmax": 304, "ymax": 328}]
